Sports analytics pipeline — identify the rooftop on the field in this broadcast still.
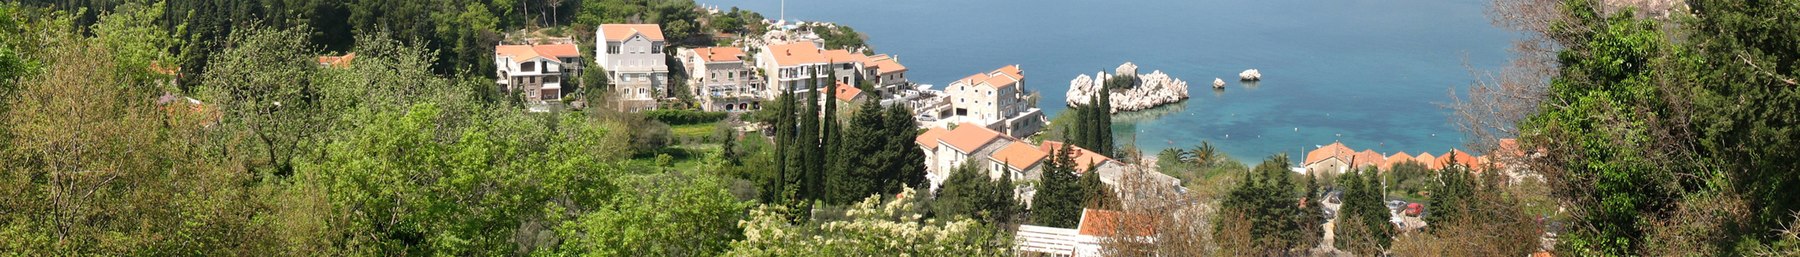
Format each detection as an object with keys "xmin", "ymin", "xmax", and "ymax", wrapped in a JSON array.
[
  {"xmin": 939, "ymin": 123, "xmax": 1004, "ymax": 153},
  {"xmin": 691, "ymin": 47, "xmax": 745, "ymax": 63},
  {"xmin": 765, "ymin": 41, "xmax": 827, "ymax": 67},
  {"xmin": 991, "ymin": 141, "xmax": 1049, "ymax": 171},
  {"xmin": 954, "ymin": 65, "xmax": 1024, "ymax": 89},
  {"xmin": 495, "ymin": 44, "xmax": 582, "ymax": 64},
  {"xmin": 599, "ymin": 24, "xmax": 665, "ymax": 41}
]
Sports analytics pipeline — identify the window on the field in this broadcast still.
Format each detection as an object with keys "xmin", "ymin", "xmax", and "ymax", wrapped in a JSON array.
[
  {"xmin": 607, "ymin": 43, "xmax": 621, "ymax": 54},
  {"xmin": 521, "ymin": 62, "xmax": 537, "ymax": 72}
]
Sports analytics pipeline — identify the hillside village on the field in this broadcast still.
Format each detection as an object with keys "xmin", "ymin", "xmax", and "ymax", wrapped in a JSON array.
[{"xmin": 6, "ymin": 0, "xmax": 1797, "ymax": 256}]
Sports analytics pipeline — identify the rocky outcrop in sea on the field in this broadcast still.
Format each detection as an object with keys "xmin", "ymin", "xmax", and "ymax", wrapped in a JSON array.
[{"xmin": 1066, "ymin": 62, "xmax": 1191, "ymax": 113}]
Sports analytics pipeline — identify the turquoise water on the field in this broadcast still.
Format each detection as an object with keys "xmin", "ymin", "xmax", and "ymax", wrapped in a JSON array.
[{"xmin": 702, "ymin": 0, "xmax": 1517, "ymax": 163}]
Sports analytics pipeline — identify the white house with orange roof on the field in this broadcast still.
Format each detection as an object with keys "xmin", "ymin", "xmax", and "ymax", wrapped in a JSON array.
[
  {"xmin": 921, "ymin": 123, "xmax": 1011, "ymax": 191},
  {"xmin": 1304, "ymin": 141, "xmax": 1358, "ymax": 176},
  {"xmin": 755, "ymin": 41, "xmax": 833, "ymax": 97},
  {"xmin": 828, "ymin": 82, "xmax": 867, "ymax": 103},
  {"xmin": 862, "ymin": 54, "xmax": 909, "ymax": 95},
  {"xmin": 597, "ymin": 24, "xmax": 669, "ymax": 111},
  {"xmin": 680, "ymin": 46, "xmax": 763, "ymax": 111},
  {"xmin": 495, "ymin": 44, "xmax": 583, "ymax": 104},
  {"xmin": 931, "ymin": 65, "xmax": 1046, "ymax": 138}
]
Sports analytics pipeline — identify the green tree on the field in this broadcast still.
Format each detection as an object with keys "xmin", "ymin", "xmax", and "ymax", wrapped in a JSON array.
[
  {"xmin": 1076, "ymin": 166, "xmax": 1118, "ymax": 210},
  {"xmin": 882, "ymin": 103, "xmax": 928, "ymax": 192},
  {"xmin": 829, "ymin": 99, "xmax": 885, "ymax": 204},
  {"xmin": 934, "ymin": 162, "xmax": 1019, "ymax": 225},
  {"xmin": 198, "ymin": 26, "xmax": 326, "ymax": 177},
  {"xmin": 1335, "ymin": 167, "xmax": 1392, "ymax": 255},
  {"xmin": 1216, "ymin": 154, "xmax": 1305, "ymax": 255},
  {"xmin": 1032, "ymin": 143, "xmax": 1085, "ymax": 228},
  {"xmin": 552, "ymin": 169, "xmax": 749, "ymax": 256}
]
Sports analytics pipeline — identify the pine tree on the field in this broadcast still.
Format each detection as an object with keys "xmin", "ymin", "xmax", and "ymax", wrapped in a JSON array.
[
  {"xmin": 883, "ymin": 104, "xmax": 926, "ymax": 193},
  {"xmin": 1076, "ymin": 166, "xmax": 1116, "ymax": 210},
  {"xmin": 1032, "ymin": 143, "xmax": 1084, "ymax": 228},
  {"xmin": 828, "ymin": 99, "xmax": 885, "ymax": 204},
  {"xmin": 1335, "ymin": 167, "xmax": 1392, "ymax": 255}
]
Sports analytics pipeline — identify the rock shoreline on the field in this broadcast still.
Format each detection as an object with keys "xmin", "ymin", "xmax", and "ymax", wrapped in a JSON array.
[{"xmin": 1066, "ymin": 62, "xmax": 1191, "ymax": 113}]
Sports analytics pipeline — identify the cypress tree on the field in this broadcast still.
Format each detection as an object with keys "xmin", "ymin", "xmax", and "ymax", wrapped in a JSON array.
[
  {"xmin": 1094, "ymin": 81, "xmax": 1114, "ymax": 156},
  {"xmin": 820, "ymin": 73, "xmax": 841, "ymax": 203},
  {"xmin": 883, "ymin": 104, "xmax": 926, "ymax": 192},
  {"xmin": 770, "ymin": 92, "xmax": 797, "ymax": 203},
  {"xmin": 799, "ymin": 73, "xmax": 821, "ymax": 202}
]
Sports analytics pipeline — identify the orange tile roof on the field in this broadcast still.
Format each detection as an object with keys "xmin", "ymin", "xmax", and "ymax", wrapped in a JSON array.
[
  {"xmin": 939, "ymin": 123, "xmax": 1003, "ymax": 154},
  {"xmin": 599, "ymin": 24, "xmax": 665, "ymax": 41},
  {"xmin": 1384, "ymin": 152, "xmax": 1415, "ymax": 170},
  {"xmin": 691, "ymin": 47, "xmax": 745, "ymax": 63},
  {"xmin": 957, "ymin": 64, "xmax": 1029, "ymax": 89},
  {"xmin": 917, "ymin": 127, "xmax": 949, "ymax": 149},
  {"xmin": 1040, "ymin": 140, "xmax": 1113, "ymax": 173},
  {"xmin": 831, "ymin": 82, "xmax": 863, "ymax": 102},
  {"xmin": 149, "ymin": 61, "xmax": 181, "ymax": 75},
  {"xmin": 1416, "ymin": 152, "xmax": 1439, "ymax": 170},
  {"xmin": 1304, "ymin": 142, "xmax": 1356, "ymax": 165},
  {"xmin": 1496, "ymin": 138, "xmax": 1524, "ymax": 157},
  {"xmin": 867, "ymin": 56, "xmax": 907, "ymax": 74},
  {"xmin": 1352, "ymin": 149, "xmax": 1386, "ymax": 169},
  {"xmin": 821, "ymin": 49, "xmax": 866, "ymax": 64},
  {"xmin": 1437, "ymin": 149, "xmax": 1477, "ymax": 170},
  {"xmin": 991, "ymin": 141, "xmax": 1049, "ymax": 171},
  {"xmin": 954, "ymin": 65, "xmax": 1024, "ymax": 89},
  {"xmin": 1077, "ymin": 208, "xmax": 1156, "ymax": 237},
  {"xmin": 765, "ymin": 41, "xmax": 827, "ymax": 67},
  {"xmin": 533, "ymin": 44, "xmax": 581, "ymax": 58},
  {"xmin": 496, "ymin": 44, "xmax": 580, "ymax": 64},
  {"xmin": 316, "ymin": 53, "xmax": 356, "ymax": 68}
]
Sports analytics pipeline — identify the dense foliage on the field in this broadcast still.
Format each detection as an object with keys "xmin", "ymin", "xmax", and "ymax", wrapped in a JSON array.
[
  {"xmin": 1517, "ymin": 0, "xmax": 1800, "ymax": 254},
  {"xmin": 643, "ymin": 108, "xmax": 727, "ymax": 125},
  {"xmin": 1214, "ymin": 154, "xmax": 1309, "ymax": 255}
]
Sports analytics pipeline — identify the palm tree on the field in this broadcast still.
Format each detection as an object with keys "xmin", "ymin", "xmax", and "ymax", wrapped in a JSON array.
[{"xmin": 1190, "ymin": 141, "xmax": 1218, "ymax": 167}]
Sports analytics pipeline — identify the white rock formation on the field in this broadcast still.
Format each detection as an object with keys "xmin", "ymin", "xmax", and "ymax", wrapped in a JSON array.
[
  {"xmin": 1213, "ymin": 78, "xmax": 1226, "ymax": 89},
  {"xmin": 1240, "ymin": 69, "xmax": 1261, "ymax": 81},
  {"xmin": 1067, "ymin": 62, "xmax": 1191, "ymax": 113}
]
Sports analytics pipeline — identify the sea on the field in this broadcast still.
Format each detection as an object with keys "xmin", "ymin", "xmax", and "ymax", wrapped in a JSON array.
[{"xmin": 700, "ymin": 0, "xmax": 1519, "ymax": 164}]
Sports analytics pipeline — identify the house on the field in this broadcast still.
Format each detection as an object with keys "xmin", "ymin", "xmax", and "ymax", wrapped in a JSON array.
[
  {"xmin": 936, "ymin": 65, "xmax": 1046, "ymax": 138},
  {"xmin": 1435, "ymin": 149, "xmax": 1478, "ymax": 171},
  {"xmin": 317, "ymin": 53, "xmax": 356, "ymax": 68},
  {"xmin": 822, "ymin": 49, "xmax": 867, "ymax": 86},
  {"xmin": 988, "ymin": 141, "xmax": 1048, "ymax": 181},
  {"xmin": 597, "ymin": 24, "xmax": 669, "ymax": 112},
  {"xmin": 755, "ymin": 41, "xmax": 832, "ymax": 98},
  {"xmin": 861, "ymin": 54, "xmax": 909, "ymax": 96},
  {"xmin": 495, "ymin": 44, "xmax": 582, "ymax": 103},
  {"xmin": 1304, "ymin": 142, "xmax": 1356, "ymax": 176},
  {"xmin": 1384, "ymin": 151, "xmax": 1416, "ymax": 170},
  {"xmin": 924, "ymin": 123, "xmax": 1010, "ymax": 191},
  {"xmin": 1352, "ymin": 150, "xmax": 1387, "ymax": 170},
  {"xmin": 681, "ymin": 46, "xmax": 763, "ymax": 111},
  {"xmin": 1014, "ymin": 208, "xmax": 1158, "ymax": 257},
  {"xmin": 828, "ymin": 82, "xmax": 867, "ymax": 104},
  {"xmin": 1415, "ymin": 152, "xmax": 1438, "ymax": 169}
]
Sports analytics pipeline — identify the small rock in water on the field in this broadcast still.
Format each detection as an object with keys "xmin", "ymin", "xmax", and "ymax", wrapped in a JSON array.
[
  {"xmin": 1239, "ymin": 69, "xmax": 1262, "ymax": 81},
  {"xmin": 1212, "ymin": 78, "xmax": 1226, "ymax": 89}
]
